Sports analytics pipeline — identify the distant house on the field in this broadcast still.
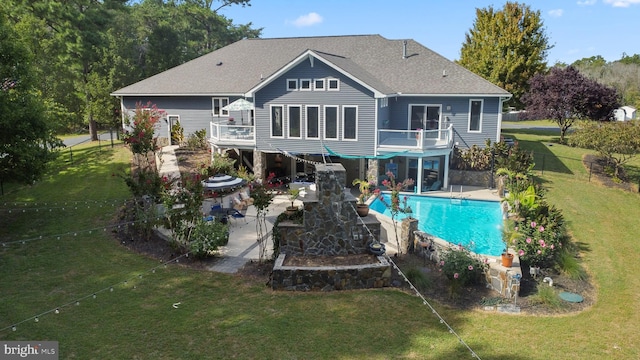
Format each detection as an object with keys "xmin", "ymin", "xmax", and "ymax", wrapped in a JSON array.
[
  {"xmin": 613, "ymin": 106, "xmax": 637, "ymax": 121},
  {"xmin": 112, "ymin": 35, "xmax": 511, "ymax": 193}
]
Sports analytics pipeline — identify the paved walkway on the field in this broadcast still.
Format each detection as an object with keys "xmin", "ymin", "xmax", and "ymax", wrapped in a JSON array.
[{"xmin": 157, "ymin": 145, "xmax": 288, "ymax": 273}]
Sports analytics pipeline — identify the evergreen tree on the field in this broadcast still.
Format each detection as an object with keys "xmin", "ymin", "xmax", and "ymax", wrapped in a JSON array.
[{"xmin": 459, "ymin": 2, "xmax": 551, "ymax": 108}]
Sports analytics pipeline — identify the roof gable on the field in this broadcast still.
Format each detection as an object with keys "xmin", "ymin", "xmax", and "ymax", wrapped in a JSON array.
[{"xmin": 112, "ymin": 35, "xmax": 510, "ymax": 98}]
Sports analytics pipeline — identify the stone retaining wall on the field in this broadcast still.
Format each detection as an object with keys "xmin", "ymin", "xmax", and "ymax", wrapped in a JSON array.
[
  {"xmin": 412, "ymin": 231, "xmax": 521, "ymax": 298},
  {"xmin": 271, "ymin": 254, "xmax": 391, "ymax": 291},
  {"xmin": 449, "ymin": 170, "xmax": 493, "ymax": 188}
]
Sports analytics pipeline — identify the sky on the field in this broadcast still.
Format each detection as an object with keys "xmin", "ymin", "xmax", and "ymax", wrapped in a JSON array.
[{"xmin": 219, "ymin": 0, "xmax": 640, "ymax": 65}]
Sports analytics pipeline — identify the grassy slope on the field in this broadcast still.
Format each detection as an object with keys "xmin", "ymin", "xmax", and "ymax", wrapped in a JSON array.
[{"xmin": 1, "ymin": 138, "xmax": 639, "ymax": 359}]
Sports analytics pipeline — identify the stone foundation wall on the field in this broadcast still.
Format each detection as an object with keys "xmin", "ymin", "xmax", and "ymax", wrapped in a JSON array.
[{"xmin": 271, "ymin": 254, "xmax": 391, "ymax": 291}]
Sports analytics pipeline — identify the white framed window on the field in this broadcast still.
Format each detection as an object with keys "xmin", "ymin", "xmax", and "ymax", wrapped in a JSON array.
[
  {"xmin": 342, "ymin": 106, "xmax": 358, "ymax": 141},
  {"xmin": 327, "ymin": 78, "xmax": 340, "ymax": 91},
  {"xmin": 306, "ymin": 106, "xmax": 320, "ymax": 139},
  {"xmin": 324, "ymin": 106, "xmax": 339, "ymax": 140},
  {"xmin": 300, "ymin": 79, "xmax": 311, "ymax": 91},
  {"xmin": 288, "ymin": 105, "xmax": 302, "ymax": 139},
  {"xmin": 271, "ymin": 105, "xmax": 284, "ymax": 138},
  {"xmin": 313, "ymin": 79, "xmax": 325, "ymax": 91},
  {"xmin": 287, "ymin": 79, "xmax": 298, "ymax": 91},
  {"xmin": 468, "ymin": 99, "xmax": 483, "ymax": 132},
  {"xmin": 212, "ymin": 97, "xmax": 229, "ymax": 116}
]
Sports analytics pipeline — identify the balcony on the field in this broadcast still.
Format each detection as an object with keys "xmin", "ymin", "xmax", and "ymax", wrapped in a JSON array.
[
  {"xmin": 377, "ymin": 125, "xmax": 453, "ymax": 153},
  {"xmin": 210, "ymin": 120, "xmax": 255, "ymax": 148}
]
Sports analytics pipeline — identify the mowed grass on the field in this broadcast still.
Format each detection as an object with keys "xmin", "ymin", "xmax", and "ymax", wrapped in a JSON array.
[{"xmin": 1, "ymin": 138, "xmax": 640, "ymax": 359}]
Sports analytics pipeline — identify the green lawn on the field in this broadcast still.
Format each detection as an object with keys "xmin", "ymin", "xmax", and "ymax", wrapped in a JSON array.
[{"xmin": 1, "ymin": 138, "xmax": 639, "ymax": 359}]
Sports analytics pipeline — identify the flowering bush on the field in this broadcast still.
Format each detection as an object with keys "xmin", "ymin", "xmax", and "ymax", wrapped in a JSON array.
[
  {"xmin": 440, "ymin": 245, "xmax": 488, "ymax": 296},
  {"xmin": 511, "ymin": 201, "xmax": 567, "ymax": 268},
  {"xmin": 122, "ymin": 102, "xmax": 165, "ymax": 155}
]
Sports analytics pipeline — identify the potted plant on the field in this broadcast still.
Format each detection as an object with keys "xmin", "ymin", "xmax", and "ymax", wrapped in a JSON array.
[
  {"xmin": 501, "ymin": 221, "xmax": 518, "ymax": 267},
  {"xmin": 285, "ymin": 187, "xmax": 301, "ymax": 215},
  {"xmin": 352, "ymin": 178, "xmax": 374, "ymax": 217}
]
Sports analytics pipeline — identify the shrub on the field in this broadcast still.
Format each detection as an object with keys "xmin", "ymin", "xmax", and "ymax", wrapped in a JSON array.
[
  {"xmin": 439, "ymin": 245, "xmax": 487, "ymax": 296},
  {"xmin": 555, "ymin": 248, "xmax": 588, "ymax": 280},
  {"xmin": 529, "ymin": 283, "xmax": 564, "ymax": 310},
  {"xmin": 511, "ymin": 204, "xmax": 567, "ymax": 268},
  {"xmin": 404, "ymin": 267, "xmax": 432, "ymax": 292},
  {"xmin": 171, "ymin": 122, "xmax": 184, "ymax": 145},
  {"xmin": 185, "ymin": 129, "xmax": 207, "ymax": 150},
  {"xmin": 189, "ymin": 219, "xmax": 229, "ymax": 258}
]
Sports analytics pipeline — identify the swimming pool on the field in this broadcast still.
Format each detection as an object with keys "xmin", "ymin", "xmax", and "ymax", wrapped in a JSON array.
[{"xmin": 370, "ymin": 194, "xmax": 504, "ymax": 256}]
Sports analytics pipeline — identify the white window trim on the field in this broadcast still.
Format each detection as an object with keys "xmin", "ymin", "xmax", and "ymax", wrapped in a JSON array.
[
  {"xmin": 300, "ymin": 79, "xmax": 311, "ymax": 91},
  {"xmin": 324, "ymin": 105, "xmax": 339, "ymax": 140},
  {"xmin": 313, "ymin": 79, "xmax": 325, "ymax": 91},
  {"xmin": 286, "ymin": 79, "xmax": 298, "ymax": 91},
  {"xmin": 467, "ymin": 99, "xmax": 484, "ymax": 133},
  {"xmin": 270, "ymin": 104, "xmax": 285, "ymax": 138},
  {"xmin": 327, "ymin": 78, "xmax": 340, "ymax": 91},
  {"xmin": 305, "ymin": 105, "xmax": 320, "ymax": 139},
  {"xmin": 342, "ymin": 105, "xmax": 358, "ymax": 141},
  {"xmin": 287, "ymin": 105, "xmax": 302, "ymax": 139},
  {"xmin": 212, "ymin": 97, "xmax": 229, "ymax": 117}
]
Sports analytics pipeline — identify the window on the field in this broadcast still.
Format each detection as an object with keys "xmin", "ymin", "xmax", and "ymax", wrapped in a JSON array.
[
  {"xmin": 212, "ymin": 97, "xmax": 229, "ymax": 116},
  {"xmin": 306, "ymin": 106, "xmax": 319, "ymax": 139},
  {"xmin": 380, "ymin": 98, "xmax": 388, "ymax": 108},
  {"xmin": 324, "ymin": 106, "xmax": 338, "ymax": 140},
  {"xmin": 288, "ymin": 105, "xmax": 301, "ymax": 138},
  {"xmin": 468, "ymin": 99, "xmax": 483, "ymax": 132},
  {"xmin": 271, "ymin": 105, "xmax": 284, "ymax": 137},
  {"xmin": 314, "ymin": 79, "xmax": 325, "ymax": 91},
  {"xmin": 328, "ymin": 78, "xmax": 339, "ymax": 91},
  {"xmin": 287, "ymin": 79, "xmax": 298, "ymax": 91},
  {"xmin": 343, "ymin": 106, "xmax": 357, "ymax": 140},
  {"xmin": 300, "ymin": 79, "xmax": 311, "ymax": 91}
]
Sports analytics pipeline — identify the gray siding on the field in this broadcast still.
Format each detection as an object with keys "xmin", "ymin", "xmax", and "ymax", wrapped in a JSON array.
[
  {"xmin": 254, "ymin": 59, "xmax": 376, "ymax": 156},
  {"xmin": 388, "ymin": 96, "xmax": 501, "ymax": 149},
  {"xmin": 122, "ymin": 96, "xmax": 223, "ymax": 139}
]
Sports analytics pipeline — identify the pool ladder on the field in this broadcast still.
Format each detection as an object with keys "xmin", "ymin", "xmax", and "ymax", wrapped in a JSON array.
[{"xmin": 449, "ymin": 185, "xmax": 467, "ymax": 204}]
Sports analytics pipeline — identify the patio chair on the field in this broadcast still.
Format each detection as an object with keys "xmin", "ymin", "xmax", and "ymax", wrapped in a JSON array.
[
  {"xmin": 428, "ymin": 180, "xmax": 442, "ymax": 191},
  {"xmin": 228, "ymin": 208, "xmax": 247, "ymax": 223}
]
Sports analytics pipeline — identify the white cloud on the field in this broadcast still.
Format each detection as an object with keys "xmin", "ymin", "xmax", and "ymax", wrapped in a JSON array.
[
  {"xmin": 577, "ymin": 0, "xmax": 596, "ymax": 5},
  {"xmin": 548, "ymin": 9, "xmax": 564, "ymax": 17},
  {"xmin": 603, "ymin": 0, "xmax": 640, "ymax": 6},
  {"xmin": 291, "ymin": 12, "xmax": 323, "ymax": 27}
]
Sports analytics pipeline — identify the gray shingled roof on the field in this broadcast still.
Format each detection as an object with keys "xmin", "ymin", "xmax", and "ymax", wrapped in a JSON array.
[{"xmin": 112, "ymin": 35, "xmax": 510, "ymax": 97}]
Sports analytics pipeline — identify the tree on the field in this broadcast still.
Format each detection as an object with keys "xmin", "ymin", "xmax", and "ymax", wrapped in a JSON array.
[
  {"xmin": 458, "ymin": 2, "xmax": 551, "ymax": 109},
  {"xmin": 521, "ymin": 66, "xmax": 620, "ymax": 143},
  {"xmin": 0, "ymin": 12, "xmax": 61, "ymax": 194},
  {"xmin": 568, "ymin": 121, "xmax": 640, "ymax": 180}
]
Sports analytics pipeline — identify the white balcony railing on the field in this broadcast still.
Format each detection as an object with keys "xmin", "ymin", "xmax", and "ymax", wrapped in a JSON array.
[
  {"xmin": 210, "ymin": 121, "xmax": 255, "ymax": 144},
  {"xmin": 377, "ymin": 125, "xmax": 453, "ymax": 151}
]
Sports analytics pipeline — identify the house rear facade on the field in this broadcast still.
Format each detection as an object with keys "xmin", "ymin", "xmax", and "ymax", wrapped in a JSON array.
[{"xmin": 112, "ymin": 35, "xmax": 511, "ymax": 193}]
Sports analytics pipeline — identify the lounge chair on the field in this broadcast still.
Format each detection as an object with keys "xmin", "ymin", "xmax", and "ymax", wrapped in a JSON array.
[
  {"xmin": 428, "ymin": 180, "xmax": 442, "ymax": 191},
  {"xmin": 229, "ymin": 208, "xmax": 247, "ymax": 223}
]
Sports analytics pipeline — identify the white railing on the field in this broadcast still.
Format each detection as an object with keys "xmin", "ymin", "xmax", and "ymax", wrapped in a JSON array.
[
  {"xmin": 377, "ymin": 124, "xmax": 453, "ymax": 150},
  {"xmin": 210, "ymin": 121, "xmax": 255, "ymax": 143}
]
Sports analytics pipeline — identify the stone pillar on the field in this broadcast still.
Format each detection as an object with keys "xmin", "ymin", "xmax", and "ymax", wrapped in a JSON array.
[
  {"xmin": 400, "ymin": 217, "xmax": 419, "ymax": 254},
  {"xmin": 367, "ymin": 158, "xmax": 379, "ymax": 185},
  {"xmin": 254, "ymin": 150, "xmax": 265, "ymax": 182}
]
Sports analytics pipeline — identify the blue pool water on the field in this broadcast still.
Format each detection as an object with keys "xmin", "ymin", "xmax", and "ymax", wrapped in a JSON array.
[{"xmin": 370, "ymin": 194, "xmax": 504, "ymax": 256}]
